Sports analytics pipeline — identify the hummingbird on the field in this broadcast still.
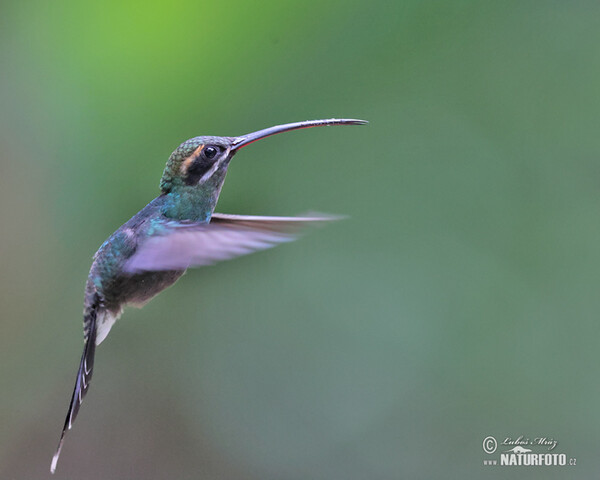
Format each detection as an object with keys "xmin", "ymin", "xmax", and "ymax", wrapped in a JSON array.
[{"xmin": 51, "ymin": 118, "xmax": 367, "ymax": 473}]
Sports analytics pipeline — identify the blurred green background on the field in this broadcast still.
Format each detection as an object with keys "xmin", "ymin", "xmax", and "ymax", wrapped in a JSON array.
[{"xmin": 1, "ymin": 1, "xmax": 599, "ymax": 478}]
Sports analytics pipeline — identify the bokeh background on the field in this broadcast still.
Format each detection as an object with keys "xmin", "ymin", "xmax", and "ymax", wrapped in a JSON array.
[{"xmin": 1, "ymin": 1, "xmax": 599, "ymax": 478}]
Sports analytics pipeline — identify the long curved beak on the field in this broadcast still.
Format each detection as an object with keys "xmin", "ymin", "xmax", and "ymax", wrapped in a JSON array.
[{"xmin": 231, "ymin": 118, "xmax": 368, "ymax": 151}]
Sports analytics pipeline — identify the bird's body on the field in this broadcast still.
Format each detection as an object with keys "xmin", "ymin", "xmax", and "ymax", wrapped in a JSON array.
[
  {"xmin": 51, "ymin": 118, "xmax": 367, "ymax": 473},
  {"xmin": 85, "ymin": 196, "xmax": 184, "ymax": 344}
]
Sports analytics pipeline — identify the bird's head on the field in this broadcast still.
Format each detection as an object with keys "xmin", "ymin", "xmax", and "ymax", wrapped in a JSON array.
[{"xmin": 159, "ymin": 135, "xmax": 234, "ymax": 193}]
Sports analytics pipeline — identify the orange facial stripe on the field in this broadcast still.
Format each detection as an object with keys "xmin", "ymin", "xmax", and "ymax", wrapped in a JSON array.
[{"xmin": 180, "ymin": 144, "xmax": 204, "ymax": 174}]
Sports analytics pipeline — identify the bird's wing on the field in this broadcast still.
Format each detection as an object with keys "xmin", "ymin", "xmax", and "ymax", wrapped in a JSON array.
[
  {"xmin": 51, "ymin": 308, "xmax": 97, "ymax": 474},
  {"xmin": 123, "ymin": 213, "xmax": 341, "ymax": 273}
]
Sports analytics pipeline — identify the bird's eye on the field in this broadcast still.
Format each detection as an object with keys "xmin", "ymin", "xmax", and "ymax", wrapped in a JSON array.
[
  {"xmin": 204, "ymin": 146, "xmax": 218, "ymax": 159},
  {"xmin": 183, "ymin": 144, "xmax": 222, "ymax": 185}
]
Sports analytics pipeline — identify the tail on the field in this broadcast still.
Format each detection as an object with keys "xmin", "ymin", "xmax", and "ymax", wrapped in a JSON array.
[{"xmin": 51, "ymin": 306, "xmax": 98, "ymax": 474}]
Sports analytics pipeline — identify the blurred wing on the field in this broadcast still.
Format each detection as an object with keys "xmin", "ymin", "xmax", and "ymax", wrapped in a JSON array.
[{"xmin": 123, "ymin": 213, "xmax": 341, "ymax": 273}]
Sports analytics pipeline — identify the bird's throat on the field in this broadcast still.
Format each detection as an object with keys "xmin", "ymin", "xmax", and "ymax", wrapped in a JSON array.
[{"xmin": 161, "ymin": 186, "xmax": 221, "ymax": 222}]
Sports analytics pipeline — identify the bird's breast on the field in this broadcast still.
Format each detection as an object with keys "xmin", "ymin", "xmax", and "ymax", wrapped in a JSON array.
[{"xmin": 103, "ymin": 269, "xmax": 185, "ymax": 312}]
